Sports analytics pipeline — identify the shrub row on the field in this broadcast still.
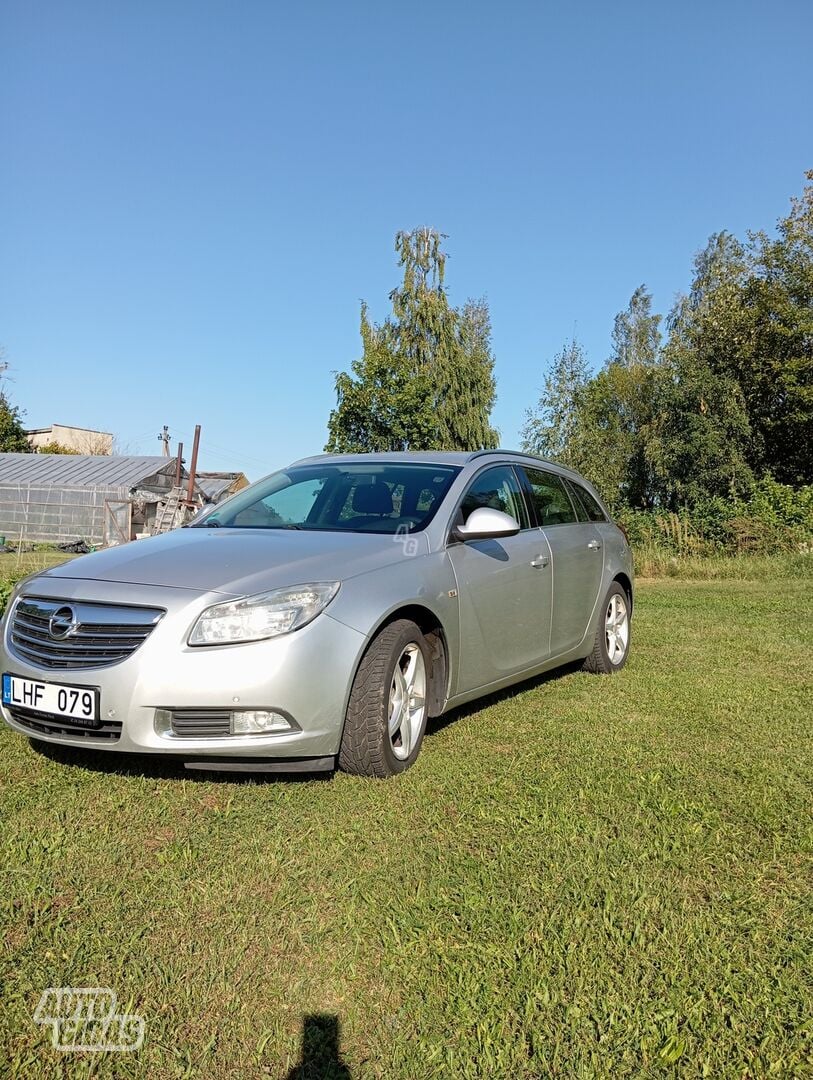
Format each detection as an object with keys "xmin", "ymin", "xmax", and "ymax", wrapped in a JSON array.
[{"xmin": 617, "ymin": 478, "xmax": 813, "ymax": 558}]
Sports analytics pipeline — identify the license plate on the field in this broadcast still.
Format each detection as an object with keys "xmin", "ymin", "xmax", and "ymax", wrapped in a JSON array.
[{"xmin": 2, "ymin": 673, "xmax": 100, "ymax": 726}]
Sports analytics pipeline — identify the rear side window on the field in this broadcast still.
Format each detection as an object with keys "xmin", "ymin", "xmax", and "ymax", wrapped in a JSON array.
[
  {"xmin": 568, "ymin": 480, "xmax": 607, "ymax": 522},
  {"xmin": 522, "ymin": 468, "xmax": 576, "ymax": 526},
  {"xmin": 459, "ymin": 466, "xmax": 530, "ymax": 529},
  {"xmin": 562, "ymin": 478, "xmax": 589, "ymax": 522}
]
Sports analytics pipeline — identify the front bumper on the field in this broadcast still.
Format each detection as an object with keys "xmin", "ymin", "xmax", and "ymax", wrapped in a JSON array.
[{"xmin": 0, "ymin": 578, "xmax": 367, "ymax": 759}]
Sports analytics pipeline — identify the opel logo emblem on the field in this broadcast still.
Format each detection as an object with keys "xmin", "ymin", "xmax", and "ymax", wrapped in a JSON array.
[{"xmin": 49, "ymin": 606, "xmax": 78, "ymax": 640}]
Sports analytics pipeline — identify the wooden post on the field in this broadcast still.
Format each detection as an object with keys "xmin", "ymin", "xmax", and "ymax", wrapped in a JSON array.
[
  {"xmin": 186, "ymin": 426, "xmax": 201, "ymax": 505},
  {"xmin": 175, "ymin": 442, "xmax": 184, "ymax": 487}
]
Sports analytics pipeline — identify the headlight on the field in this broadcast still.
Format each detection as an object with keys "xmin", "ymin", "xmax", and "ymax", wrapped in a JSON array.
[{"xmin": 188, "ymin": 582, "xmax": 340, "ymax": 646}]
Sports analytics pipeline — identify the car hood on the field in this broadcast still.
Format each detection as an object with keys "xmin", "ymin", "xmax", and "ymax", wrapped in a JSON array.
[{"xmin": 42, "ymin": 527, "xmax": 428, "ymax": 597}]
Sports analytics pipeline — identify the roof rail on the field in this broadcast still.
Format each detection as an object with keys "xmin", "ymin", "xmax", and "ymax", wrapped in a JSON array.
[
  {"xmin": 288, "ymin": 453, "xmax": 337, "ymax": 466},
  {"xmin": 466, "ymin": 448, "xmax": 549, "ymax": 464},
  {"xmin": 466, "ymin": 448, "xmax": 586, "ymax": 476}
]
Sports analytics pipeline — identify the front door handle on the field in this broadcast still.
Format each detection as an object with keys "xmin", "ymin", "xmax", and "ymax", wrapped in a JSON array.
[
  {"xmin": 530, "ymin": 555, "xmax": 549, "ymax": 569},
  {"xmin": 587, "ymin": 540, "xmax": 602, "ymax": 551}
]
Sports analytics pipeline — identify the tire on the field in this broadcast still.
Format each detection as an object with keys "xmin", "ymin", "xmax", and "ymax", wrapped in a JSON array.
[
  {"xmin": 582, "ymin": 583, "xmax": 631, "ymax": 674},
  {"xmin": 339, "ymin": 619, "xmax": 431, "ymax": 777}
]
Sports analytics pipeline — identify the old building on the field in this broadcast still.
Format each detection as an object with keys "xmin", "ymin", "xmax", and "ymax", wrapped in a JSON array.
[
  {"xmin": 0, "ymin": 454, "xmax": 206, "ymax": 546},
  {"xmin": 195, "ymin": 471, "xmax": 249, "ymax": 503},
  {"xmin": 25, "ymin": 424, "xmax": 114, "ymax": 455}
]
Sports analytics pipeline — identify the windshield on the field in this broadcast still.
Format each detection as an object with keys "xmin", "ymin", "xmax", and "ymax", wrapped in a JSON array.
[{"xmin": 195, "ymin": 462, "xmax": 460, "ymax": 534}]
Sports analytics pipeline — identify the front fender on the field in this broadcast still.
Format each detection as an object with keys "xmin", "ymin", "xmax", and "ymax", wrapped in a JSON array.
[{"xmin": 327, "ymin": 550, "xmax": 460, "ymax": 697}]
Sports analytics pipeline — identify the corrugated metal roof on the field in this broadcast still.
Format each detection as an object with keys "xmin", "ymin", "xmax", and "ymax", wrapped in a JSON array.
[
  {"xmin": 196, "ymin": 476, "xmax": 236, "ymax": 500},
  {"xmin": 0, "ymin": 454, "xmax": 178, "ymax": 489},
  {"xmin": 194, "ymin": 472, "xmax": 248, "ymax": 501}
]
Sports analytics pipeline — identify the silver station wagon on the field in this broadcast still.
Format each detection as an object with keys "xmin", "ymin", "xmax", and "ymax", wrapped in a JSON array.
[{"xmin": 1, "ymin": 451, "xmax": 633, "ymax": 777}]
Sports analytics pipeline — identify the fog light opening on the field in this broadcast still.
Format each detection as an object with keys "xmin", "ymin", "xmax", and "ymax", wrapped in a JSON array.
[
  {"xmin": 154, "ymin": 708, "xmax": 172, "ymax": 735},
  {"xmin": 230, "ymin": 710, "xmax": 296, "ymax": 735}
]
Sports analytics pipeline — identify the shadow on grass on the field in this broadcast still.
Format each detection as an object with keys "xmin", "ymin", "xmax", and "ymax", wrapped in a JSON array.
[
  {"xmin": 285, "ymin": 1015, "xmax": 352, "ymax": 1079},
  {"xmin": 27, "ymin": 659, "xmax": 585, "ymax": 782},
  {"xmin": 426, "ymin": 658, "xmax": 584, "ymax": 737},
  {"xmin": 28, "ymin": 738, "xmax": 335, "ymax": 784}
]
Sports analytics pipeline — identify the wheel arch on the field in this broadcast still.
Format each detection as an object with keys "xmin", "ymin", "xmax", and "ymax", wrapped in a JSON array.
[
  {"xmin": 361, "ymin": 604, "xmax": 450, "ymax": 718},
  {"xmin": 612, "ymin": 572, "xmax": 634, "ymax": 612}
]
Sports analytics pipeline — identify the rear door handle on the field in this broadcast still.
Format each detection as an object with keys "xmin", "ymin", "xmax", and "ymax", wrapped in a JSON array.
[
  {"xmin": 587, "ymin": 540, "xmax": 602, "ymax": 551},
  {"xmin": 530, "ymin": 555, "xmax": 549, "ymax": 569}
]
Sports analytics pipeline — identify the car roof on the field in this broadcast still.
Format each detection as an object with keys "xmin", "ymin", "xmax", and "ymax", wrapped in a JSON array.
[
  {"xmin": 288, "ymin": 449, "xmax": 578, "ymax": 473},
  {"xmin": 290, "ymin": 451, "xmax": 471, "ymax": 466}
]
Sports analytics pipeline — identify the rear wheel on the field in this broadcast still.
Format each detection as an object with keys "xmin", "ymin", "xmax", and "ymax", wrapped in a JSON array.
[
  {"xmin": 339, "ymin": 620, "xmax": 430, "ymax": 777},
  {"xmin": 582, "ymin": 583, "xmax": 631, "ymax": 674}
]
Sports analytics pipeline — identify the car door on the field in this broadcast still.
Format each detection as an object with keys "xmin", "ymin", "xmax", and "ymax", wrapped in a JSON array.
[
  {"xmin": 446, "ymin": 465, "xmax": 553, "ymax": 694},
  {"xmin": 519, "ymin": 466, "xmax": 604, "ymax": 657}
]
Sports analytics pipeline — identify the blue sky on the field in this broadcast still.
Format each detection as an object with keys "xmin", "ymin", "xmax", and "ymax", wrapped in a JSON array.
[{"xmin": 2, "ymin": 1, "xmax": 811, "ymax": 477}]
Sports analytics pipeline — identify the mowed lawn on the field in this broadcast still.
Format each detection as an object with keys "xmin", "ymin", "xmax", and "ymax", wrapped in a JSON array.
[{"xmin": 0, "ymin": 571, "xmax": 811, "ymax": 1078}]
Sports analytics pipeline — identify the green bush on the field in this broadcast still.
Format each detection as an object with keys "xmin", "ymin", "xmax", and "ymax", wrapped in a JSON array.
[
  {"xmin": 618, "ymin": 479, "xmax": 813, "ymax": 560},
  {"xmin": 0, "ymin": 571, "xmax": 28, "ymax": 617}
]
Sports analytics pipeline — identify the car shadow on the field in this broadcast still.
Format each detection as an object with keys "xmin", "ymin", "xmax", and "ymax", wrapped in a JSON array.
[
  {"xmin": 26, "ymin": 660, "xmax": 585, "ymax": 782},
  {"xmin": 27, "ymin": 738, "xmax": 334, "ymax": 784},
  {"xmin": 426, "ymin": 658, "xmax": 584, "ymax": 737}
]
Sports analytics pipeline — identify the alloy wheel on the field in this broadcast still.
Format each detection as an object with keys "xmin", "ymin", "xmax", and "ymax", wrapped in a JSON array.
[
  {"xmin": 605, "ymin": 594, "xmax": 629, "ymax": 665},
  {"xmin": 388, "ymin": 644, "xmax": 427, "ymax": 760}
]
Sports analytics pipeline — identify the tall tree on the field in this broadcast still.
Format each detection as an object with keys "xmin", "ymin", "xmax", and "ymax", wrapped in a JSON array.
[
  {"xmin": 326, "ymin": 229, "xmax": 498, "ymax": 452},
  {"xmin": 0, "ymin": 394, "xmax": 30, "ymax": 453},
  {"xmin": 597, "ymin": 285, "xmax": 664, "ymax": 507},
  {"xmin": 735, "ymin": 174, "xmax": 813, "ymax": 484},
  {"xmin": 522, "ymin": 289, "xmax": 667, "ymax": 510},
  {"xmin": 654, "ymin": 175, "xmax": 813, "ymax": 492},
  {"xmin": 447, "ymin": 298, "xmax": 499, "ymax": 449},
  {"xmin": 654, "ymin": 238, "xmax": 754, "ymax": 506},
  {"xmin": 325, "ymin": 305, "xmax": 435, "ymax": 453},
  {"xmin": 0, "ymin": 363, "xmax": 31, "ymax": 453},
  {"xmin": 521, "ymin": 338, "xmax": 589, "ymax": 466},
  {"xmin": 519, "ymin": 171, "xmax": 812, "ymax": 512},
  {"xmin": 610, "ymin": 284, "xmax": 662, "ymax": 369}
]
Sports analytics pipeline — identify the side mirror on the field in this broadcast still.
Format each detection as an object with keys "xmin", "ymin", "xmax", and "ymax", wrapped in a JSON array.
[{"xmin": 453, "ymin": 507, "xmax": 521, "ymax": 542}]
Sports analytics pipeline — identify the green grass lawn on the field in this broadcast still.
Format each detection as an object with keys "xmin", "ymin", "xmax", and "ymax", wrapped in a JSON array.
[{"xmin": 1, "ymin": 569, "xmax": 811, "ymax": 1077}]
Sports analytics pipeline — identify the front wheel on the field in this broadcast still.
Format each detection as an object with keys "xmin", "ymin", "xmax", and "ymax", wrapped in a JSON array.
[
  {"xmin": 582, "ymin": 583, "xmax": 631, "ymax": 674},
  {"xmin": 339, "ymin": 620, "xmax": 430, "ymax": 777}
]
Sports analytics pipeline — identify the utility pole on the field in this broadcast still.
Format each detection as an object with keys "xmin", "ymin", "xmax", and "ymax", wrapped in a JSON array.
[{"xmin": 158, "ymin": 425, "xmax": 171, "ymax": 456}]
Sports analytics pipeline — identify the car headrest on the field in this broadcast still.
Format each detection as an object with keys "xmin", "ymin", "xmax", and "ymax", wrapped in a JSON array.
[{"xmin": 352, "ymin": 483, "xmax": 394, "ymax": 516}]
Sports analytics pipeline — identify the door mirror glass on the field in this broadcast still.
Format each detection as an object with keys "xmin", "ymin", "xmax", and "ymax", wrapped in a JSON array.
[{"xmin": 454, "ymin": 507, "xmax": 521, "ymax": 541}]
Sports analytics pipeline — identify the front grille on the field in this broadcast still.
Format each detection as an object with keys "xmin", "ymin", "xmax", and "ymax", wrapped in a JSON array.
[
  {"xmin": 7, "ymin": 705, "xmax": 122, "ymax": 741},
  {"xmin": 9, "ymin": 597, "xmax": 164, "ymax": 670},
  {"xmin": 169, "ymin": 710, "xmax": 232, "ymax": 738}
]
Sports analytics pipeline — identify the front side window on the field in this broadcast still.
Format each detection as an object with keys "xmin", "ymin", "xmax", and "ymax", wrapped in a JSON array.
[
  {"xmin": 521, "ymin": 468, "xmax": 577, "ymax": 526},
  {"xmin": 458, "ymin": 466, "xmax": 530, "ymax": 529},
  {"xmin": 198, "ymin": 463, "xmax": 460, "ymax": 534}
]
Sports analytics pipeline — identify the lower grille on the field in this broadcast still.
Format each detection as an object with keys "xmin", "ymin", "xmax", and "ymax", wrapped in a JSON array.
[
  {"xmin": 7, "ymin": 705, "xmax": 122, "ymax": 741},
  {"xmin": 169, "ymin": 710, "xmax": 232, "ymax": 738},
  {"xmin": 10, "ymin": 597, "xmax": 164, "ymax": 670}
]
